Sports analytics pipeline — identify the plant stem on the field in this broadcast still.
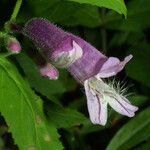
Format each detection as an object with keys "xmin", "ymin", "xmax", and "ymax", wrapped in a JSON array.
[
  {"xmin": 101, "ymin": 8, "xmax": 107, "ymax": 53},
  {"xmin": 101, "ymin": 28, "xmax": 107, "ymax": 53},
  {"xmin": 10, "ymin": 0, "xmax": 22, "ymax": 21},
  {"xmin": 0, "ymin": 52, "xmax": 15, "ymax": 58}
]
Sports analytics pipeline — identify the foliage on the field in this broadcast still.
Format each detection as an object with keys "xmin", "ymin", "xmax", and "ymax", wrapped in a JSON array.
[{"xmin": 0, "ymin": 0, "xmax": 150, "ymax": 150}]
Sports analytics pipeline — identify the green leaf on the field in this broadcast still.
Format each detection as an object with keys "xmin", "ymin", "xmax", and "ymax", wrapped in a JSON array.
[
  {"xmin": 104, "ymin": 0, "xmax": 150, "ymax": 31},
  {"xmin": 71, "ymin": 5, "xmax": 101, "ymax": 27},
  {"xmin": 109, "ymin": 32, "xmax": 145, "ymax": 47},
  {"xmin": 79, "ymin": 120, "xmax": 104, "ymax": 135},
  {"xmin": 16, "ymin": 53, "xmax": 77, "ymax": 104},
  {"xmin": 84, "ymin": 28, "xmax": 101, "ymax": 49},
  {"xmin": 134, "ymin": 140, "xmax": 150, "ymax": 150},
  {"xmin": 129, "ymin": 95, "xmax": 149, "ymax": 106},
  {"xmin": 106, "ymin": 108, "xmax": 150, "ymax": 150},
  {"xmin": 47, "ymin": 103, "xmax": 88, "ymax": 128},
  {"xmin": 66, "ymin": 0, "xmax": 127, "ymax": 16},
  {"xmin": 126, "ymin": 42, "xmax": 150, "ymax": 87},
  {"xmin": 0, "ymin": 57, "xmax": 63, "ymax": 150},
  {"xmin": 19, "ymin": 0, "xmax": 101, "ymax": 27}
]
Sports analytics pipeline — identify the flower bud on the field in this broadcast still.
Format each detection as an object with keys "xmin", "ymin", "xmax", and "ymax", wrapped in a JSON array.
[
  {"xmin": 39, "ymin": 63, "xmax": 59, "ymax": 80},
  {"xmin": 6, "ymin": 37, "xmax": 21, "ymax": 53}
]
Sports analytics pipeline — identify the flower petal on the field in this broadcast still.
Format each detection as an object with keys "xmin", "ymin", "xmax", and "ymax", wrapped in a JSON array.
[
  {"xmin": 120, "ymin": 96, "xmax": 138, "ymax": 112},
  {"xmin": 52, "ymin": 41, "xmax": 83, "ymax": 68},
  {"xmin": 84, "ymin": 80, "xmax": 108, "ymax": 125},
  {"xmin": 108, "ymin": 96, "xmax": 138, "ymax": 117},
  {"xmin": 97, "ymin": 55, "xmax": 133, "ymax": 78}
]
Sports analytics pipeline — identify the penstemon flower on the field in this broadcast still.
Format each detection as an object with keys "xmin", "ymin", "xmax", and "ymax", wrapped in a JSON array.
[{"xmin": 23, "ymin": 18, "xmax": 138, "ymax": 125}]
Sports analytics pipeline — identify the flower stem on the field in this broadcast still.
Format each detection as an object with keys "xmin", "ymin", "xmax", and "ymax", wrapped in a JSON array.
[
  {"xmin": 10, "ymin": 0, "xmax": 22, "ymax": 21},
  {"xmin": 0, "ymin": 52, "xmax": 16, "ymax": 58}
]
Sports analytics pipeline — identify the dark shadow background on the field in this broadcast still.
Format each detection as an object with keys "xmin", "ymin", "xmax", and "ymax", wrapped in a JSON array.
[{"xmin": 0, "ymin": 0, "xmax": 150, "ymax": 150}]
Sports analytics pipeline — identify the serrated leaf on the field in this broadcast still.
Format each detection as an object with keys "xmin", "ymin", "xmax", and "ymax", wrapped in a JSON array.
[
  {"xmin": 0, "ymin": 57, "xmax": 63, "ymax": 150},
  {"xmin": 106, "ymin": 108, "xmax": 150, "ymax": 150},
  {"xmin": 47, "ymin": 103, "xmax": 88, "ymax": 128},
  {"xmin": 67, "ymin": 0, "xmax": 127, "ymax": 16}
]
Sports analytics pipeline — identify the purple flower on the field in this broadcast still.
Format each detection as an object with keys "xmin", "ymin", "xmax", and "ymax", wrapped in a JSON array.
[{"xmin": 23, "ymin": 18, "xmax": 138, "ymax": 125}]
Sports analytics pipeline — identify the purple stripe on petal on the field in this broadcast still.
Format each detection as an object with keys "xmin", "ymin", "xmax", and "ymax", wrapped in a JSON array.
[
  {"xmin": 84, "ymin": 80, "xmax": 108, "ymax": 125},
  {"xmin": 97, "ymin": 96, "xmax": 108, "ymax": 126},
  {"xmin": 120, "ymin": 96, "xmax": 138, "ymax": 112},
  {"xmin": 108, "ymin": 96, "xmax": 136, "ymax": 117}
]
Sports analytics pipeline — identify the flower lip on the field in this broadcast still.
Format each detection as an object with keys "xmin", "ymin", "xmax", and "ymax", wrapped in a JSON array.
[{"xmin": 84, "ymin": 76, "xmax": 138, "ymax": 125}]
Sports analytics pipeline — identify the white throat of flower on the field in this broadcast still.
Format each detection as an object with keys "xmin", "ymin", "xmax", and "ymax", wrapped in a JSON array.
[
  {"xmin": 84, "ymin": 76, "xmax": 138, "ymax": 126},
  {"xmin": 52, "ymin": 41, "xmax": 83, "ymax": 68}
]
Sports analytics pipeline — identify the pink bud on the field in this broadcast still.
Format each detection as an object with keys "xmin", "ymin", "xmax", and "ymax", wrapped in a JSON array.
[
  {"xmin": 39, "ymin": 63, "xmax": 59, "ymax": 80},
  {"xmin": 6, "ymin": 37, "xmax": 21, "ymax": 53}
]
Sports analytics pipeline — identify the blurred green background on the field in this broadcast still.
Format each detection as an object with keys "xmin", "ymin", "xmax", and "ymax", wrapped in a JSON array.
[{"xmin": 0, "ymin": 0, "xmax": 150, "ymax": 150}]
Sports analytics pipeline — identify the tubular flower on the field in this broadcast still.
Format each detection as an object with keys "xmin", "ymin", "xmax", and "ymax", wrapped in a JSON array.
[{"xmin": 23, "ymin": 18, "xmax": 138, "ymax": 125}]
